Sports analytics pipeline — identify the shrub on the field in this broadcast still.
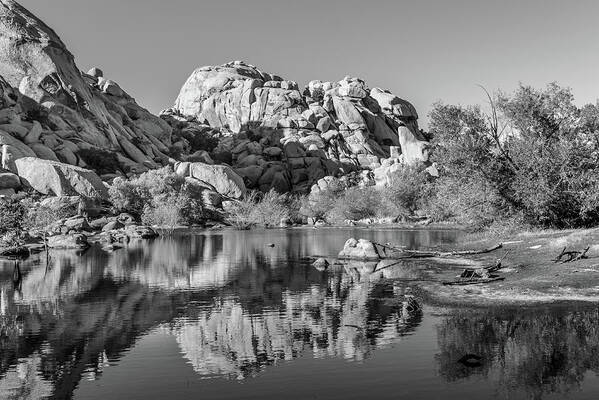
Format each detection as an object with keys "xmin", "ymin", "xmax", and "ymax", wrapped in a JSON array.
[
  {"xmin": 0, "ymin": 196, "xmax": 25, "ymax": 235},
  {"xmin": 109, "ymin": 166, "xmax": 204, "ymax": 226},
  {"xmin": 325, "ymin": 186, "xmax": 382, "ymax": 223},
  {"xmin": 24, "ymin": 202, "xmax": 70, "ymax": 233},
  {"xmin": 77, "ymin": 148, "xmax": 121, "ymax": 175},
  {"xmin": 301, "ymin": 168, "xmax": 433, "ymax": 224},
  {"xmin": 382, "ymin": 165, "xmax": 433, "ymax": 216},
  {"xmin": 226, "ymin": 190, "xmax": 299, "ymax": 229},
  {"xmin": 299, "ymin": 187, "xmax": 341, "ymax": 221}
]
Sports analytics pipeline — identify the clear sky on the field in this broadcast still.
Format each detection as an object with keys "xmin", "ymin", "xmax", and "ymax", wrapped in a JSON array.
[{"xmin": 20, "ymin": 0, "xmax": 599, "ymax": 127}]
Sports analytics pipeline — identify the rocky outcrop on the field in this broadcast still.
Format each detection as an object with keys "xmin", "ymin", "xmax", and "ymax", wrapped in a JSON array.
[
  {"xmin": 0, "ymin": 0, "xmax": 172, "ymax": 179},
  {"xmin": 14, "ymin": 157, "xmax": 108, "ymax": 198},
  {"xmin": 167, "ymin": 61, "xmax": 429, "ymax": 193}
]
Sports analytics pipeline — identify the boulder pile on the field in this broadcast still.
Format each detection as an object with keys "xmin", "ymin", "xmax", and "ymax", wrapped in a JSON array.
[{"xmin": 164, "ymin": 61, "xmax": 430, "ymax": 193}]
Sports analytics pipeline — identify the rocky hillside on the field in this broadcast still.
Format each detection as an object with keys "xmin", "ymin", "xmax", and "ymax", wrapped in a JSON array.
[
  {"xmin": 0, "ymin": 0, "xmax": 172, "ymax": 196},
  {"xmin": 0, "ymin": 0, "xmax": 430, "ymax": 201}
]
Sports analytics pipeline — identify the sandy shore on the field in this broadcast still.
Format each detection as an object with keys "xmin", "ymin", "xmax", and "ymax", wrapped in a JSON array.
[{"xmin": 414, "ymin": 228, "xmax": 599, "ymax": 305}]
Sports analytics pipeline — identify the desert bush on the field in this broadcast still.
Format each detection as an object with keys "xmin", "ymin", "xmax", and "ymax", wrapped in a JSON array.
[
  {"xmin": 23, "ymin": 201, "xmax": 71, "ymax": 233},
  {"xmin": 226, "ymin": 190, "xmax": 299, "ymax": 229},
  {"xmin": 77, "ymin": 148, "xmax": 121, "ymax": 175},
  {"xmin": 0, "ymin": 196, "xmax": 25, "ymax": 235},
  {"xmin": 381, "ymin": 165, "xmax": 434, "ymax": 217},
  {"xmin": 325, "ymin": 186, "xmax": 383, "ymax": 223},
  {"xmin": 109, "ymin": 166, "xmax": 204, "ymax": 226},
  {"xmin": 299, "ymin": 187, "xmax": 342, "ymax": 221}
]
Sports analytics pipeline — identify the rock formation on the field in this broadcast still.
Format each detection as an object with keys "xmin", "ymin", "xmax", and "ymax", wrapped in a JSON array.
[{"xmin": 166, "ymin": 61, "xmax": 430, "ymax": 193}]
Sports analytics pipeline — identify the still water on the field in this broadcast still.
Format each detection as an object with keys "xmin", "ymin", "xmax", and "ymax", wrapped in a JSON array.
[{"xmin": 1, "ymin": 227, "xmax": 599, "ymax": 400}]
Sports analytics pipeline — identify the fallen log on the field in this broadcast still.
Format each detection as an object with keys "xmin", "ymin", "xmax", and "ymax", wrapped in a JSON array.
[
  {"xmin": 443, "ymin": 277, "xmax": 505, "ymax": 286},
  {"xmin": 374, "ymin": 242, "xmax": 503, "ymax": 259},
  {"xmin": 554, "ymin": 246, "xmax": 590, "ymax": 263}
]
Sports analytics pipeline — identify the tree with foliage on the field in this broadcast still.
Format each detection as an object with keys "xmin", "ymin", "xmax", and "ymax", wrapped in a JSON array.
[{"xmin": 429, "ymin": 83, "xmax": 599, "ymax": 229}]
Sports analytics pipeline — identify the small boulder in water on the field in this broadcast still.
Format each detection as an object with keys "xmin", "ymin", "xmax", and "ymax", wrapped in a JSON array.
[
  {"xmin": 338, "ymin": 238, "xmax": 381, "ymax": 260},
  {"xmin": 312, "ymin": 257, "xmax": 329, "ymax": 271}
]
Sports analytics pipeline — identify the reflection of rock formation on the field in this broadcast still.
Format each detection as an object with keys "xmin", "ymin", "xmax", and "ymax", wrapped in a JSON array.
[
  {"xmin": 436, "ymin": 307, "xmax": 599, "ymax": 399},
  {"xmin": 172, "ymin": 270, "xmax": 421, "ymax": 379}
]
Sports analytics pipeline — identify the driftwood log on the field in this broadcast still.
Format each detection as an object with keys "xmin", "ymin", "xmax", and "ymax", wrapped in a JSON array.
[
  {"xmin": 373, "ymin": 242, "xmax": 503, "ymax": 260},
  {"xmin": 554, "ymin": 246, "xmax": 590, "ymax": 263}
]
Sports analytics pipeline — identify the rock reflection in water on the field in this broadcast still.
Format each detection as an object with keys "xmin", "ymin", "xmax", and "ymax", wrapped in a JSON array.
[
  {"xmin": 169, "ymin": 269, "xmax": 421, "ymax": 380},
  {"xmin": 436, "ymin": 306, "xmax": 599, "ymax": 399},
  {"xmin": 0, "ymin": 228, "xmax": 441, "ymax": 399}
]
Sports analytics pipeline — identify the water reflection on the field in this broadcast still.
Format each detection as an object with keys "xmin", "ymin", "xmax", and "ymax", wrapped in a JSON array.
[
  {"xmin": 435, "ymin": 306, "xmax": 599, "ymax": 399},
  {"xmin": 0, "ymin": 228, "xmax": 448, "ymax": 399}
]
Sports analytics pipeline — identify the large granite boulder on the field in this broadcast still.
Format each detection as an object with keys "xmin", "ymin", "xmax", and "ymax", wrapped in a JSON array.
[
  {"xmin": 175, "ymin": 161, "xmax": 246, "ymax": 199},
  {"xmin": 15, "ymin": 157, "xmax": 108, "ymax": 199},
  {"xmin": 174, "ymin": 61, "xmax": 304, "ymax": 133}
]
